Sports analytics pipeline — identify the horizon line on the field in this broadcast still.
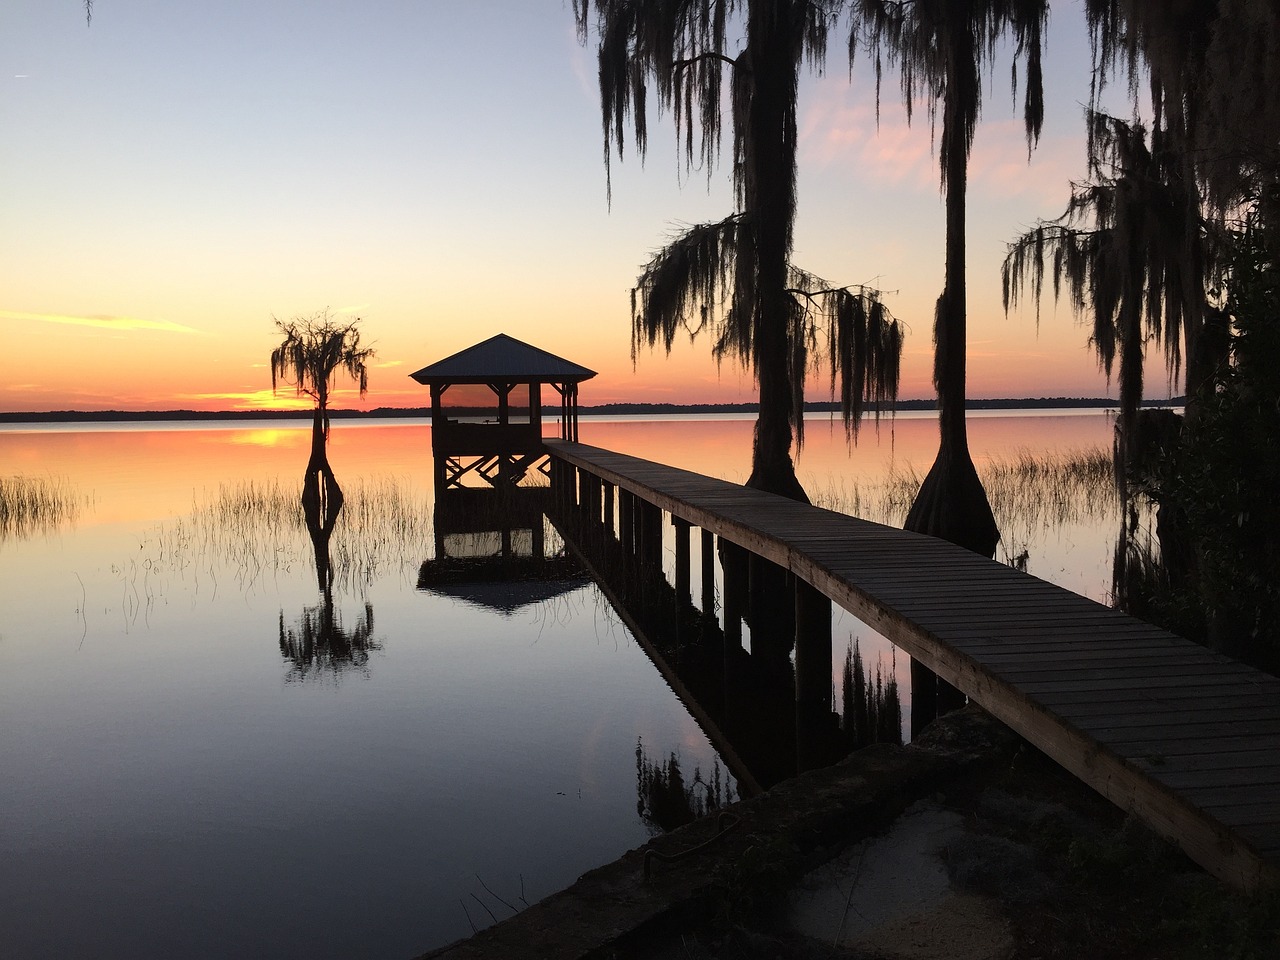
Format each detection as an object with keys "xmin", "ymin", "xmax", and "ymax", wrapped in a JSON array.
[{"xmin": 0, "ymin": 396, "xmax": 1188, "ymax": 422}]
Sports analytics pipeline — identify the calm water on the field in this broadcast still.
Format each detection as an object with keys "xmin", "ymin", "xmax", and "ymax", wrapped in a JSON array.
[{"xmin": 0, "ymin": 411, "xmax": 1117, "ymax": 958}]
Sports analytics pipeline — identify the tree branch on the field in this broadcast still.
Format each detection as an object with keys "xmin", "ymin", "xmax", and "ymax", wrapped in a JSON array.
[{"xmin": 674, "ymin": 52, "xmax": 739, "ymax": 72}]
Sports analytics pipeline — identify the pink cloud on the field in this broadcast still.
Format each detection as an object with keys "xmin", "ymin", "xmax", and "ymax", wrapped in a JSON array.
[{"xmin": 800, "ymin": 87, "xmax": 937, "ymax": 190}]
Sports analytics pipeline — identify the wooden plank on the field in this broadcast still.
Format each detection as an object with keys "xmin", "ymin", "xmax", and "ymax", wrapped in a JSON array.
[
  {"xmin": 1014, "ymin": 673, "xmax": 1266, "ymax": 694},
  {"xmin": 1153, "ymin": 765, "xmax": 1280, "ymax": 791},
  {"xmin": 993, "ymin": 661, "xmax": 1264, "ymax": 684},
  {"xmin": 1048, "ymin": 690, "xmax": 1280, "ymax": 716}
]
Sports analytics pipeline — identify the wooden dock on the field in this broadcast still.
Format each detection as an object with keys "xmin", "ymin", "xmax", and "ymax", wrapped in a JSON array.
[{"xmin": 545, "ymin": 439, "xmax": 1280, "ymax": 891}]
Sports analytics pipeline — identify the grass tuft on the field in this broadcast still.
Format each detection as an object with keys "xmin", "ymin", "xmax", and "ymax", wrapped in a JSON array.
[{"xmin": 0, "ymin": 475, "xmax": 87, "ymax": 540}]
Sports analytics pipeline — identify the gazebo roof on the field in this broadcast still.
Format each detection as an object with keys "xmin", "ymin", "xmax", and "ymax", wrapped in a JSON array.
[{"xmin": 409, "ymin": 333, "xmax": 596, "ymax": 386}]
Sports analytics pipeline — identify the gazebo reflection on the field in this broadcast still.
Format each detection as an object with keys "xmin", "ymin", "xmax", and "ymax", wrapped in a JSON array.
[{"xmin": 418, "ymin": 487, "xmax": 587, "ymax": 616}]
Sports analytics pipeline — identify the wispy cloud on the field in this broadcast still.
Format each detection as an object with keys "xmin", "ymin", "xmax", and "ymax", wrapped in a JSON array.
[
  {"xmin": 0, "ymin": 310, "xmax": 202, "ymax": 334},
  {"xmin": 375, "ymin": 359, "xmax": 404, "ymax": 369}
]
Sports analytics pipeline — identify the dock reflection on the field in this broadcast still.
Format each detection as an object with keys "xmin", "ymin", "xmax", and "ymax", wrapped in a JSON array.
[
  {"xmin": 417, "ymin": 487, "xmax": 587, "ymax": 615},
  {"xmin": 548, "ymin": 498, "xmax": 847, "ymax": 797}
]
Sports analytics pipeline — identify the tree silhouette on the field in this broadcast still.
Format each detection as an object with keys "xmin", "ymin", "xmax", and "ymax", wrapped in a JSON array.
[
  {"xmin": 1002, "ymin": 112, "xmax": 1219, "ymax": 478},
  {"xmin": 269, "ymin": 312, "xmax": 374, "ymax": 529},
  {"xmin": 855, "ymin": 0, "xmax": 1048, "ymax": 555},
  {"xmin": 575, "ymin": 1, "xmax": 903, "ymax": 501},
  {"xmin": 1083, "ymin": 0, "xmax": 1280, "ymax": 405}
]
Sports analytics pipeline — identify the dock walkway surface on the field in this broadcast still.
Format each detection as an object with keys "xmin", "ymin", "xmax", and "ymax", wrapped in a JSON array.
[{"xmin": 545, "ymin": 439, "xmax": 1280, "ymax": 891}]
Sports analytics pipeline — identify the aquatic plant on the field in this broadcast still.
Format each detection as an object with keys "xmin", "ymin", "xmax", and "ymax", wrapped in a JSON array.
[
  {"xmin": 0, "ymin": 475, "xmax": 87, "ymax": 541},
  {"xmin": 120, "ymin": 476, "xmax": 433, "ymax": 608},
  {"xmin": 810, "ymin": 446, "xmax": 1118, "ymax": 563}
]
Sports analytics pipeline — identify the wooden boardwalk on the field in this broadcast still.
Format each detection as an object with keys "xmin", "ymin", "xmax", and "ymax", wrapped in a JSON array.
[{"xmin": 545, "ymin": 439, "xmax": 1280, "ymax": 891}]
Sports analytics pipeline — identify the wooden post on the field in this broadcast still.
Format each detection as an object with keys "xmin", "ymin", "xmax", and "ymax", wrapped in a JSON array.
[
  {"xmin": 721, "ymin": 536, "xmax": 743, "ymax": 650},
  {"xmin": 565, "ymin": 463, "xmax": 578, "ymax": 511},
  {"xmin": 700, "ymin": 528, "xmax": 715, "ymax": 620},
  {"xmin": 603, "ymin": 482, "xmax": 615, "ymax": 537},
  {"xmin": 749, "ymin": 554, "xmax": 793, "ymax": 660},
  {"xmin": 581, "ymin": 471, "xmax": 597, "ymax": 526},
  {"xmin": 640, "ymin": 502, "xmax": 663, "ymax": 569},
  {"xmin": 673, "ymin": 517, "xmax": 691, "ymax": 606},
  {"xmin": 793, "ymin": 578, "xmax": 832, "ymax": 715},
  {"xmin": 910, "ymin": 659, "xmax": 938, "ymax": 738},
  {"xmin": 794, "ymin": 576, "xmax": 834, "ymax": 771},
  {"xmin": 619, "ymin": 490, "xmax": 635, "ymax": 556}
]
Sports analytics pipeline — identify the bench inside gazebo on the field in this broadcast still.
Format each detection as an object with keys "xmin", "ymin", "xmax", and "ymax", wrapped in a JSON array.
[{"xmin": 409, "ymin": 333, "xmax": 596, "ymax": 491}]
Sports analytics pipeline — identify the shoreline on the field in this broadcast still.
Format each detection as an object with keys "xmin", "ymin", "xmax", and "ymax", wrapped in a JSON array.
[{"xmin": 0, "ymin": 397, "xmax": 1183, "ymax": 425}]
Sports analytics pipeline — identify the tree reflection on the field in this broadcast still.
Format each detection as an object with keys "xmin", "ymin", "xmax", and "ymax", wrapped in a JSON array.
[
  {"xmin": 278, "ymin": 512, "xmax": 381, "ymax": 681},
  {"xmin": 279, "ymin": 597, "xmax": 378, "ymax": 681},
  {"xmin": 635, "ymin": 738, "xmax": 735, "ymax": 835}
]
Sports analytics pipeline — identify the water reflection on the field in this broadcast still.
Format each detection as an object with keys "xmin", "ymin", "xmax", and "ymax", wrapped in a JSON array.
[
  {"xmin": 277, "ymin": 511, "xmax": 383, "ymax": 681},
  {"xmin": 635, "ymin": 739, "xmax": 735, "ymax": 834},
  {"xmin": 549, "ymin": 497, "xmax": 846, "ymax": 795},
  {"xmin": 279, "ymin": 596, "xmax": 379, "ymax": 681},
  {"xmin": 418, "ymin": 487, "xmax": 588, "ymax": 616}
]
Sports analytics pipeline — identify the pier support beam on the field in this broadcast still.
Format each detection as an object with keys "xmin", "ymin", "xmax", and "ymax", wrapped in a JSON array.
[
  {"xmin": 619, "ymin": 490, "xmax": 635, "ymax": 556},
  {"xmin": 673, "ymin": 517, "xmax": 691, "ymax": 606},
  {"xmin": 700, "ymin": 528, "xmax": 716, "ymax": 624},
  {"xmin": 793, "ymin": 579, "xmax": 832, "ymax": 714},
  {"xmin": 721, "ymin": 537, "xmax": 744, "ymax": 650}
]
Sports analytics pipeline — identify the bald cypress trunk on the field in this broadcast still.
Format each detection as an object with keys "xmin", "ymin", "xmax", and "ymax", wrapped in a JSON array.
[
  {"xmin": 904, "ymin": 17, "xmax": 998, "ymax": 558},
  {"xmin": 302, "ymin": 404, "xmax": 344, "ymax": 534},
  {"xmin": 743, "ymin": 0, "xmax": 807, "ymax": 503}
]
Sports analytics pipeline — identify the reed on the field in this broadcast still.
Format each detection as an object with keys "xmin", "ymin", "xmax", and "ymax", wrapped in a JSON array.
[
  {"xmin": 0, "ymin": 475, "xmax": 86, "ymax": 540},
  {"xmin": 129, "ymin": 476, "xmax": 433, "ymax": 597},
  {"xmin": 810, "ymin": 447, "xmax": 1118, "ymax": 544}
]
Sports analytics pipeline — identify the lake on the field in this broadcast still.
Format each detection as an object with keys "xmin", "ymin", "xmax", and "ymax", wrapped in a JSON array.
[{"xmin": 0, "ymin": 410, "xmax": 1118, "ymax": 958}]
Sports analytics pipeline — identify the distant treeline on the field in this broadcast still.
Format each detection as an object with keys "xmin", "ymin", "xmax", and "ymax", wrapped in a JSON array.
[{"xmin": 0, "ymin": 397, "xmax": 1182, "ymax": 424}]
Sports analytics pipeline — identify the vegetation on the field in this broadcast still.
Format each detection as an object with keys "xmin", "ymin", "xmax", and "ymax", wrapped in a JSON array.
[
  {"xmin": 1119, "ymin": 223, "xmax": 1280, "ymax": 671},
  {"xmin": 0, "ymin": 475, "xmax": 86, "ymax": 541},
  {"xmin": 116, "ymin": 477, "xmax": 432, "ymax": 616},
  {"xmin": 1000, "ymin": 3, "xmax": 1280, "ymax": 669},
  {"xmin": 1003, "ymin": 111, "xmax": 1218, "ymax": 484},
  {"xmin": 574, "ymin": 1, "xmax": 903, "ymax": 501},
  {"xmin": 269, "ymin": 311, "xmax": 375, "ymax": 532},
  {"xmin": 809, "ymin": 446, "xmax": 1118, "ymax": 576}
]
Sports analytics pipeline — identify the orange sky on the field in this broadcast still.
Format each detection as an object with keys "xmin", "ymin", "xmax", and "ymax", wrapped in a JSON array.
[{"xmin": 1, "ymin": 4, "xmax": 1137, "ymax": 414}]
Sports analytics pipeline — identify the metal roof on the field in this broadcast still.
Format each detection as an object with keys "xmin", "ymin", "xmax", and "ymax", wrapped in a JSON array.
[{"xmin": 409, "ymin": 333, "xmax": 597, "ymax": 385}]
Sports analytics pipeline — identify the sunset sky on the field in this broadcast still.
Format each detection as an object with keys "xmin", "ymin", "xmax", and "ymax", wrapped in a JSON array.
[{"xmin": 1, "ymin": 1, "xmax": 1153, "ymax": 413}]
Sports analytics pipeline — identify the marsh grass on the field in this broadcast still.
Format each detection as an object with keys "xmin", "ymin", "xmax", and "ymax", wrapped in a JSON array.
[
  {"xmin": 0, "ymin": 474, "xmax": 88, "ymax": 541},
  {"xmin": 128, "ymin": 476, "xmax": 433, "ymax": 601},
  {"xmin": 810, "ymin": 447, "xmax": 1118, "ymax": 562}
]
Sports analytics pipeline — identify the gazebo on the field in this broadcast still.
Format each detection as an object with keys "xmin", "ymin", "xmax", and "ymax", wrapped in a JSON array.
[{"xmin": 409, "ymin": 333, "xmax": 596, "ymax": 491}]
